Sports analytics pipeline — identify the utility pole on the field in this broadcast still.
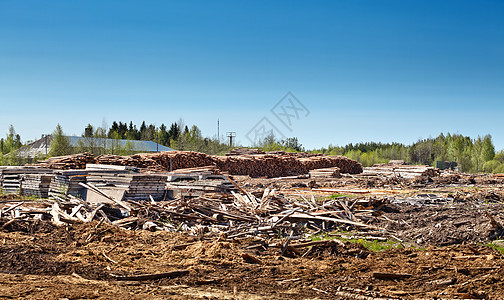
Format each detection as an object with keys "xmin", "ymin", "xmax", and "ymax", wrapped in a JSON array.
[
  {"xmin": 217, "ymin": 119, "xmax": 220, "ymax": 142},
  {"xmin": 226, "ymin": 132, "xmax": 236, "ymax": 149},
  {"xmin": 44, "ymin": 134, "xmax": 48, "ymax": 158}
]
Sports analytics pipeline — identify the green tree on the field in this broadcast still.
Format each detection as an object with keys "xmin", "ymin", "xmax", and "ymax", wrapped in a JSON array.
[{"xmin": 49, "ymin": 124, "xmax": 72, "ymax": 157}]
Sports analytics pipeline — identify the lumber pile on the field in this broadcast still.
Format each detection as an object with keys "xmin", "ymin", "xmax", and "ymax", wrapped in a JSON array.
[
  {"xmin": 360, "ymin": 164, "xmax": 440, "ymax": 180},
  {"xmin": 0, "ymin": 181, "xmax": 388, "ymax": 250},
  {"xmin": 214, "ymin": 154, "xmax": 304, "ymax": 178},
  {"xmin": 21, "ymin": 174, "xmax": 54, "ymax": 198},
  {"xmin": 0, "ymin": 167, "xmax": 53, "ymax": 195},
  {"xmin": 86, "ymin": 173, "xmax": 168, "ymax": 201},
  {"xmin": 2, "ymin": 174, "xmax": 21, "ymax": 194},
  {"xmin": 37, "ymin": 153, "xmax": 95, "ymax": 169},
  {"xmin": 125, "ymin": 174, "xmax": 167, "ymax": 201},
  {"xmin": 49, "ymin": 170, "xmax": 88, "ymax": 201},
  {"xmin": 33, "ymin": 151, "xmax": 362, "ymax": 178},
  {"xmin": 309, "ymin": 167, "xmax": 341, "ymax": 178}
]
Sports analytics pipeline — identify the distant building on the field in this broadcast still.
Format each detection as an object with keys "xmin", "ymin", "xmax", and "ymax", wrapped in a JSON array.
[{"xmin": 15, "ymin": 135, "xmax": 174, "ymax": 159}]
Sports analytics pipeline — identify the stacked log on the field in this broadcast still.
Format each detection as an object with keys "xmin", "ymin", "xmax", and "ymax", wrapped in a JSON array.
[
  {"xmin": 300, "ymin": 156, "xmax": 363, "ymax": 174},
  {"xmin": 37, "ymin": 153, "xmax": 95, "ymax": 170},
  {"xmin": 143, "ymin": 151, "xmax": 216, "ymax": 170},
  {"xmin": 214, "ymin": 154, "xmax": 302, "ymax": 178},
  {"xmin": 94, "ymin": 151, "xmax": 216, "ymax": 171},
  {"xmin": 34, "ymin": 151, "xmax": 362, "ymax": 178},
  {"xmin": 226, "ymin": 148, "xmax": 265, "ymax": 156},
  {"xmin": 215, "ymin": 154, "xmax": 362, "ymax": 178}
]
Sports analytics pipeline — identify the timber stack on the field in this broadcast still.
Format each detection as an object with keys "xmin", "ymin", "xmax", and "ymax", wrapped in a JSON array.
[
  {"xmin": 21, "ymin": 174, "xmax": 54, "ymax": 198},
  {"xmin": 49, "ymin": 170, "xmax": 88, "ymax": 200},
  {"xmin": 226, "ymin": 148, "xmax": 265, "ymax": 156},
  {"xmin": 125, "ymin": 174, "xmax": 168, "ymax": 201},
  {"xmin": 34, "ymin": 151, "xmax": 363, "ymax": 177},
  {"xmin": 299, "ymin": 156, "xmax": 363, "ymax": 174},
  {"xmin": 37, "ymin": 152, "xmax": 95, "ymax": 170},
  {"xmin": 214, "ymin": 154, "xmax": 362, "ymax": 178},
  {"xmin": 309, "ymin": 167, "xmax": 341, "ymax": 178}
]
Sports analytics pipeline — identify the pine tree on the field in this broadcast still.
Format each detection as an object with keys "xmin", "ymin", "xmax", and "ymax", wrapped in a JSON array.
[{"xmin": 49, "ymin": 124, "xmax": 72, "ymax": 157}]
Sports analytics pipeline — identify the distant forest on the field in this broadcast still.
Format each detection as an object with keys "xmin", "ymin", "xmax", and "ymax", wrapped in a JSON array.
[{"xmin": 1, "ymin": 122, "xmax": 503, "ymax": 173}]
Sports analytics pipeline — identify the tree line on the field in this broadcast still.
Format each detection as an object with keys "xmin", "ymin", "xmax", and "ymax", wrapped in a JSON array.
[
  {"xmin": 0, "ymin": 121, "xmax": 231, "ymax": 164},
  {"xmin": 312, "ymin": 133, "xmax": 503, "ymax": 173},
  {"xmin": 1, "ymin": 124, "xmax": 503, "ymax": 173}
]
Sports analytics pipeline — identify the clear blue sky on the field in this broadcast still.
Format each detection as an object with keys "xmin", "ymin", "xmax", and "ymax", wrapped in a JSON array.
[{"xmin": 1, "ymin": 0, "xmax": 503, "ymax": 149}]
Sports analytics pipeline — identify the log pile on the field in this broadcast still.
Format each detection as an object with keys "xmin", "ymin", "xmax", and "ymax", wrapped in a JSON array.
[
  {"xmin": 299, "ymin": 156, "xmax": 363, "ymax": 174},
  {"xmin": 215, "ymin": 154, "xmax": 362, "ymax": 178},
  {"xmin": 214, "ymin": 154, "xmax": 305, "ymax": 178},
  {"xmin": 94, "ymin": 151, "xmax": 216, "ymax": 172},
  {"xmin": 34, "ymin": 151, "xmax": 362, "ymax": 178},
  {"xmin": 226, "ymin": 148, "xmax": 265, "ymax": 156},
  {"xmin": 37, "ymin": 153, "xmax": 95, "ymax": 170}
]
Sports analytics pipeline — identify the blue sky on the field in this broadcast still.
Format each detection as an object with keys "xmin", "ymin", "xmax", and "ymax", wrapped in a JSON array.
[{"xmin": 1, "ymin": 0, "xmax": 503, "ymax": 149}]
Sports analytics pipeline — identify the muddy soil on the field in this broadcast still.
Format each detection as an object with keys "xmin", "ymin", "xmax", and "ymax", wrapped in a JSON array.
[{"xmin": 1, "ymin": 216, "xmax": 504, "ymax": 299}]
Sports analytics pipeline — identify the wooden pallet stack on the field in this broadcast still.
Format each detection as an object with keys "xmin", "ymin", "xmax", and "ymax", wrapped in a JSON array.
[
  {"xmin": 21, "ymin": 174, "xmax": 54, "ymax": 198},
  {"xmin": 49, "ymin": 170, "xmax": 89, "ymax": 200}
]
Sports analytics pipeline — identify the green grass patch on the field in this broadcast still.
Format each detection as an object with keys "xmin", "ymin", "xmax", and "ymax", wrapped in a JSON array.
[
  {"xmin": 487, "ymin": 242, "xmax": 504, "ymax": 255},
  {"xmin": 309, "ymin": 232, "xmax": 402, "ymax": 252}
]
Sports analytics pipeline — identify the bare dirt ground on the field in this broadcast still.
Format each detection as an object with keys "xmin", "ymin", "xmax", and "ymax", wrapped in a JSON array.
[{"xmin": 2, "ymin": 176, "xmax": 504, "ymax": 299}]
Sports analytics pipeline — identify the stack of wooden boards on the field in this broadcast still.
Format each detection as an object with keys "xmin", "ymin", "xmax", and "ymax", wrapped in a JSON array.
[
  {"xmin": 21, "ymin": 174, "xmax": 54, "ymax": 198},
  {"xmin": 87, "ymin": 173, "xmax": 168, "ymax": 202},
  {"xmin": 32, "ymin": 150, "xmax": 363, "ymax": 178},
  {"xmin": 309, "ymin": 167, "xmax": 341, "ymax": 179},
  {"xmin": 2, "ymin": 163, "xmax": 241, "ymax": 202},
  {"xmin": 358, "ymin": 164, "xmax": 440, "ymax": 180},
  {"xmin": 49, "ymin": 170, "xmax": 88, "ymax": 200},
  {"xmin": 0, "ymin": 167, "xmax": 53, "ymax": 195}
]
